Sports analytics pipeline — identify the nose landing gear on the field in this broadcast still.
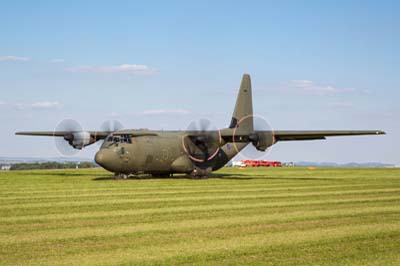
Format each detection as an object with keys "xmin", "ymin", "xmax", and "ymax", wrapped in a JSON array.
[{"xmin": 114, "ymin": 173, "xmax": 129, "ymax": 180}]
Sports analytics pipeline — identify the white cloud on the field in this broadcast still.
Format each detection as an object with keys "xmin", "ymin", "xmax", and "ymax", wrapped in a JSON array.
[
  {"xmin": 69, "ymin": 64, "xmax": 158, "ymax": 75},
  {"xmin": 287, "ymin": 80, "xmax": 338, "ymax": 95},
  {"xmin": 140, "ymin": 109, "xmax": 190, "ymax": 115},
  {"xmin": 258, "ymin": 80, "xmax": 366, "ymax": 96},
  {"xmin": 0, "ymin": 101, "xmax": 62, "ymax": 110},
  {"xmin": 30, "ymin": 101, "xmax": 62, "ymax": 110},
  {"xmin": 0, "ymin": 55, "xmax": 30, "ymax": 62}
]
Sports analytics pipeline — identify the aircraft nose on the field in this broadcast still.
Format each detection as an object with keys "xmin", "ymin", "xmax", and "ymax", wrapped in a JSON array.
[
  {"xmin": 95, "ymin": 150, "xmax": 106, "ymax": 166},
  {"xmin": 95, "ymin": 148, "xmax": 126, "ymax": 173}
]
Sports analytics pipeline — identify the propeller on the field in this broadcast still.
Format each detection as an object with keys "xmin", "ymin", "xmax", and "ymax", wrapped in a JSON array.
[
  {"xmin": 232, "ymin": 114, "xmax": 274, "ymax": 161},
  {"xmin": 100, "ymin": 120, "xmax": 123, "ymax": 133},
  {"xmin": 96, "ymin": 120, "xmax": 124, "ymax": 146},
  {"xmin": 54, "ymin": 119, "xmax": 83, "ymax": 157},
  {"xmin": 183, "ymin": 119, "xmax": 222, "ymax": 163}
]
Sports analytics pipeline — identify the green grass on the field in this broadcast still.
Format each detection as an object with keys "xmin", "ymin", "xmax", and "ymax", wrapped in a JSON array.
[{"xmin": 0, "ymin": 167, "xmax": 399, "ymax": 266}]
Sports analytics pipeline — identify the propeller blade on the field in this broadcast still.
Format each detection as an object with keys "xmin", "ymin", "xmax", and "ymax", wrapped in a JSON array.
[
  {"xmin": 233, "ymin": 114, "xmax": 274, "ymax": 161},
  {"xmin": 100, "ymin": 120, "xmax": 123, "ymax": 132},
  {"xmin": 97, "ymin": 120, "xmax": 124, "ymax": 146},
  {"xmin": 183, "ymin": 119, "xmax": 222, "ymax": 163},
  {"xmin": 199, "ymin": 118, "xmax": 211, "ymax": 131},
  {"xmin": 187, "ymin": 121, "xmax": 198, "ymax": 133},
  {"xmin": 54, "ymin": 119, "xmax": 82, "ymax": 156}
]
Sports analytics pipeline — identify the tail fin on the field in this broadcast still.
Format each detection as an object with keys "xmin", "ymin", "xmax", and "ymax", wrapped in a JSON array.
[{"xmin": 229, "ymin": 74, "xmax": 253, "ymax": 133}]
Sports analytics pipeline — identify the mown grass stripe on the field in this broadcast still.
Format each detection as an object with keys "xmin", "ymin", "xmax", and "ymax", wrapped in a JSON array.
[
  {"xmin": 0, "ymin": 179, "xmax": 345, "ymax": 195},
  {"xmin": 4, "ymin": 199, "xmax": 399, "ymax": 236},
  {"xmin": 11, "ymin": 222, "xmax": 400, "ymax": 266},
  {"xmin": 149, "ymin": 231, "xmax": 400, "ymax": 266},
  {"xmin": 1, "ymin": 188, "xmax": 399, "ymax": 211},
  {"xmin": 1, "ymin": 204, "xmax": 400, "ymax": 245},
  {"xmin": 0, "ymin": 183, "xmax": 389, "ymax": 202},
  {"xmin": 2, "ymin": 194, "xmax": 399, "ymax": 223},
  {"xmin": 1, "ymin": 210, "xmax": 399, "ymax": 263}
]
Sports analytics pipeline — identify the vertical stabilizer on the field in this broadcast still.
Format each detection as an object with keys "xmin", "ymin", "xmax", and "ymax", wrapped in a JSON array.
[{"xmin": 229, "ymin": 74, "xmax": 253, "ymax": 133}]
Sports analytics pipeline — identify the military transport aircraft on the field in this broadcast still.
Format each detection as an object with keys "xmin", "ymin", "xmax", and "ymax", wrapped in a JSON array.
[{"xmin": 16, "ymin": 74, "xmax": 385, "ymax": 178}]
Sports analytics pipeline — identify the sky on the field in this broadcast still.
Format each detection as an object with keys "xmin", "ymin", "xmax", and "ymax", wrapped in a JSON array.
[{"xmin": 0, "ymin": 0, "xmax": 399, "ymax": 164}]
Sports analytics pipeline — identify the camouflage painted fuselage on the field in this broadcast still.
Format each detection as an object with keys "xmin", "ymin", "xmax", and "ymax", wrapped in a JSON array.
[{"xmin": 94, "ymin": 130, "xmax": 247, "ymax": 175}]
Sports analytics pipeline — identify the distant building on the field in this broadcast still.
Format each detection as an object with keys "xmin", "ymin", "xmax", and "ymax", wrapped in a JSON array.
[
  {"xmin": 1, "ymin": 165, "xmax": 11, "ymax": 171},
  {"xmin": 283, "ymin": 162, "xmax": 295, "ymax": 167},
  {"xmin": 232, "ymin": 161, "xmax": 246, "ymax": 167},
  {"xmin": 232, "ymin": 160, "xmax": 282, "ymax": 167}
]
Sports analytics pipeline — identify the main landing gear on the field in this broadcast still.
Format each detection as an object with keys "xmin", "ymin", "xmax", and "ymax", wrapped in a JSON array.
[
  {"xmin": 189, "ymin": 167, "xmax": 212, "ymax": 179},
  {"xmin": 151, "ymin": 173, "xmax": 173, "ymax": 178},
  {"xmin": 113, "ymin": 173, "xmax": 174, "ymax": 179}
]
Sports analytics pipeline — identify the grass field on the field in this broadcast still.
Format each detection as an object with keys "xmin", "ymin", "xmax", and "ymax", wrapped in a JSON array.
[{"xmin": 1, "ymin": 167, "xmax": 400, "ymax": 266}]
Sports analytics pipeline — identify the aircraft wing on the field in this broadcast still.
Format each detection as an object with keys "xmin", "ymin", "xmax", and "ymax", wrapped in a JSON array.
[
  {"xmin": 273, "ymin": 130, "xmax": 386, "ymax": 141},
  {"xmin": 15, "ymin": 130, "xmax": 158, "ymax": 138},
  {"xmin": 15, "ymin": 131, "xmax": 110, "ymax": 139}
]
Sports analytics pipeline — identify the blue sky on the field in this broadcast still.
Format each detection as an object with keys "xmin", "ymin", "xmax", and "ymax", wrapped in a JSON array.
[{"xmin": 0, "ymin": 1, "xmax": 399, "ymax": 164}]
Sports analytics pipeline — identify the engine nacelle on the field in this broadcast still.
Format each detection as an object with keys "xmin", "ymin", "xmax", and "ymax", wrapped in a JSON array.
[
  {"xmin": 64, "ymin": 131, "xmax": 95, "ymax": 149},
  {"xmin": 249, "ymin": 131, "xmax": 275, "ymax": 151}
]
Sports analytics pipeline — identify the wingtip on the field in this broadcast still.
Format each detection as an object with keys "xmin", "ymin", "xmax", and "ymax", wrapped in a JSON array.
[
  {"xmin": 377, "ymin": 130, "xmax": 386, "ymax": 135},
  {"xmin": 15, "ymin": 132, "xmax": 36, "ymax": 136}
]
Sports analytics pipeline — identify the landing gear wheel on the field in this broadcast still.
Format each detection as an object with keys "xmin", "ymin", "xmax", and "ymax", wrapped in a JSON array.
[
  {"xmin": 114, "ymin": 173, "xmax": 128, "ymax": 180},
  {"xmin": 190, "ymin": 167, "xmax": 212, "ymax": 179}
]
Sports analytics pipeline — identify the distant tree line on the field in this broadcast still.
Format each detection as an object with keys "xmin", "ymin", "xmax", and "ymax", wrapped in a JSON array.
[{"xmin": 10, "ymin": 162, "xmax": 97, "ymax": 170}]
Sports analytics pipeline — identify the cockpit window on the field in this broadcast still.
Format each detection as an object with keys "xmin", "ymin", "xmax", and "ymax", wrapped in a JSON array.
[{"xmin": 106, "ymin": 135, "xmax": 132, "ymax": 144}]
